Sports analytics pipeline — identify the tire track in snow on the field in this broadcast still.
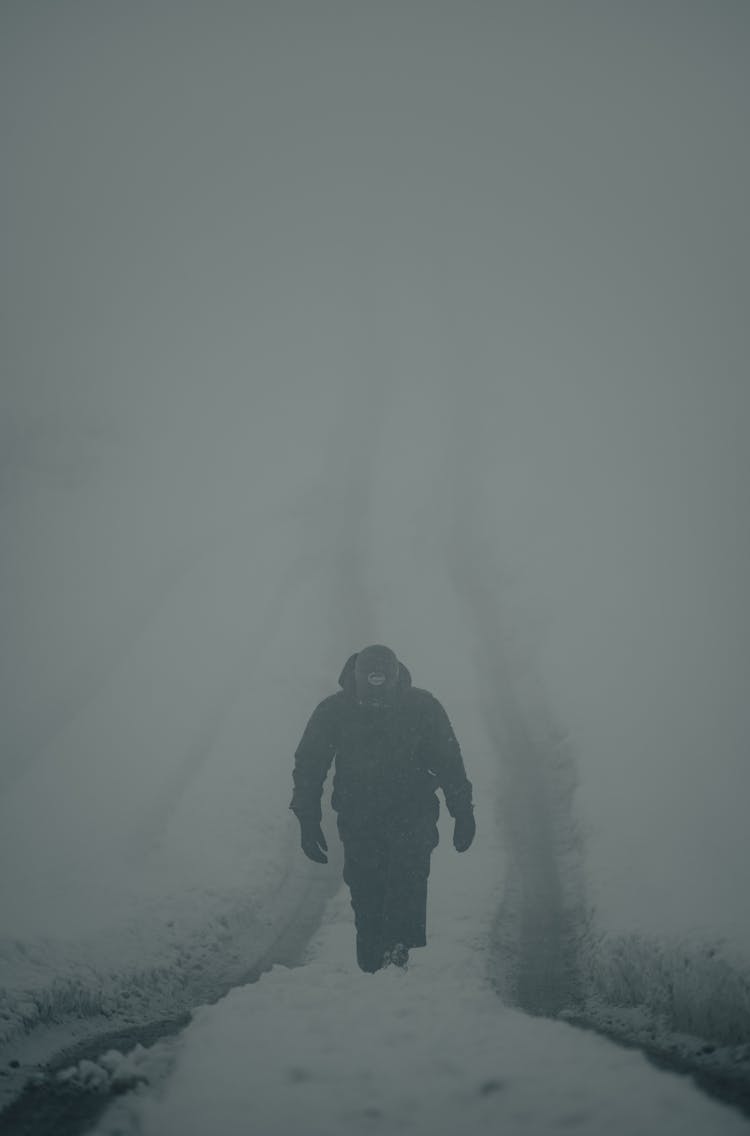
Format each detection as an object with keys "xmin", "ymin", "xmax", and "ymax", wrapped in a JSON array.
[
  {"xmin": 0, "ymin": 379, "xmax": 393, "ymax": 1129},
  {"xmin": 440, "ymin": 393, "xmax": 750, "ymax": 1120},
  {"xmin": 451, "ymin": 535, "xmax": 587, "ymax": 1014},
  {"xmin": 0, "ymin": 370, "xmax": 397, "ymax": 1136},
  {"xmin": 443, "ymin": 395, "xmax": 588, "ymax": 1015}
]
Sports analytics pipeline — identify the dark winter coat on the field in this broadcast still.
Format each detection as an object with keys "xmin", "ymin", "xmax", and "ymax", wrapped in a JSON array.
[{"xmin": 289, "ymin": 654, "xmax": 473, "ymax": 828}]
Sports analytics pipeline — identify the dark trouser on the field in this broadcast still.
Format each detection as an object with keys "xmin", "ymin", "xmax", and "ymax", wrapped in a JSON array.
[{"xmin": 337, "ymin": 811, "xmax": 440, "ymax": 973}]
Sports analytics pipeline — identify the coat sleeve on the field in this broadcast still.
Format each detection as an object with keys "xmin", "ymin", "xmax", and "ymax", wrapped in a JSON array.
[
  {"xmin": 428, "ymin": 696, "xmax": 474, "ymax": 818},
  {"xmin": 289, "ymin": 697, "xmax": 338, "ymax": 823}
]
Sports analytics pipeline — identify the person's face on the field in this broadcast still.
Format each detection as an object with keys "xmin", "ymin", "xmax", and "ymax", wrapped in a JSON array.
[{"xmin": 354, "ymin": 649, "xmax": 399, "ymax": 704}]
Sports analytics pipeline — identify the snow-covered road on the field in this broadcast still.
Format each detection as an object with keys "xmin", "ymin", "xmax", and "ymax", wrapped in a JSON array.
[{"xmin": 92, "ymin": 816, "xmax": 749, "ymax": 1136}]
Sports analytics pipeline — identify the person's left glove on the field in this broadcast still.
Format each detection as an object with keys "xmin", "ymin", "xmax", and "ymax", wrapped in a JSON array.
[
  {"xmin": 453, "ymin": 809, "xmax": 476, "ymax": 853},
  {"xmin": 298, "ymin": 817, "xmax": 329, "ymax": 864}
]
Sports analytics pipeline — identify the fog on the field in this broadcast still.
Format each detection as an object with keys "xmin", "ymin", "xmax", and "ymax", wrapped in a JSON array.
[{"xmin": 2, "ymin": 0, "xmax": 749, "ymax": 974}]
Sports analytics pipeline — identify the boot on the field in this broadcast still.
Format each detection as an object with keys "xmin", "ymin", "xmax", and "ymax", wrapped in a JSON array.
[
  {"xmin": 382, "ymin": 942, "xmax": 409, "ymax": 969},
  {"xmin": 356, "ymin": 934, "xmax": 384, "ymax": 973}
]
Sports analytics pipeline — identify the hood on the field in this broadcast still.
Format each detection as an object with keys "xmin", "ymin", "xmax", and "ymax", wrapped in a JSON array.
[{"xmin": 338, "ymin": 651, "xmax": 412, "ymax": 697}]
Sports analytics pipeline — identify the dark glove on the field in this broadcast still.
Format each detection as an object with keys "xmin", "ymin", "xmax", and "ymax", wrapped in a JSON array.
[
  {"xmin": 453, "ymin": 809, "xmax": 476, "ymax": 853},
  {"xmin": 298, "ymin": 817, "xmax": 328, "ymax": 864}
]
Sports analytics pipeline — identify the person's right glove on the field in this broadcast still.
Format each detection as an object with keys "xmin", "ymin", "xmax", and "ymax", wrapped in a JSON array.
[
  {"xmin": 452, "ymin": 809, "xmax": 476, "ymax": 853},
  {"xmin": 298, "ymin": 816, "xmax": 329, "ymax": 864}
]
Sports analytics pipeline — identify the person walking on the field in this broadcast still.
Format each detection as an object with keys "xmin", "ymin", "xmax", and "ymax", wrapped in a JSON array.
[{"xmin": 290, "ymin": 644, "xmax": 475, "ymax": 972}]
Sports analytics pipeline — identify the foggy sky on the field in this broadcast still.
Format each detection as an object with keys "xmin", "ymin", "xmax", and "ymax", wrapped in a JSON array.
[{"xmin": 1, "ymin": 2, "xmax": 749, "ymax": 947}]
